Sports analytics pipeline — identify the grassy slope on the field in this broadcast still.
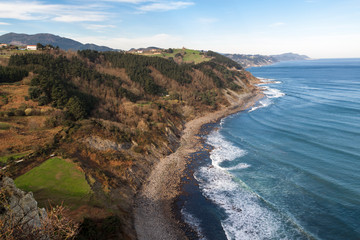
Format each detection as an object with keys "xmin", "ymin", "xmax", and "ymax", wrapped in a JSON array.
[
  {"xmin": 147, "ymin": 48, "xmax": 212, "ymax": 64},
  {"xmin": 15, "ymin": 157, "xmax": 92, "ymax": 207},
  {"xmin": 0, "ymin": 151, "xmax": 29, "ymax": 163}
]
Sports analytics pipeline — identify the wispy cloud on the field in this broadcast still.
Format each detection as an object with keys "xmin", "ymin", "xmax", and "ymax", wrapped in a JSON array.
[
  {"xmin": 0, "ymin": 1, "xmax": 108, "ymax": 22},
  {"xmin": 0, "ymin": 22, "xmax": 11, "ymax": 25},
  {"xmin": 53, "ymin": 14, "xmax": 107, "ymax": 23},
  {"xmin": 84, "ymin": 24, "xmax": 117, "ymax": 31},
  {"xmin": 137, "ymin": 1, "xmax": 194, "ymax": 12}
]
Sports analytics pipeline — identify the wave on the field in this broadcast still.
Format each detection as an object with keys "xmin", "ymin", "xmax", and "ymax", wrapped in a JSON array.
[
  {"xmin": 198, "ymin": 130, "xmax": 308, "ymax": 240},
  {"xmin": 194, "ymin": 166, "xmax": 283, "ymax": 240},
  {"xmin": 249, "ymin": 98, "xmax": 271, "ymax": 112},
  {"xmin": 250, "ymin": 77, "xmax": 285, "ymax": 112},
  {"xmin": 207, "ymin": 131, "xmax": 247, "ymax": 169},
  {"xmin": 181, "ymin": 207, "xmax": 206, "ymax": 240},
  {"xmin": 262, "ymin": 86, "xmax": 285, "ymax": 99}
]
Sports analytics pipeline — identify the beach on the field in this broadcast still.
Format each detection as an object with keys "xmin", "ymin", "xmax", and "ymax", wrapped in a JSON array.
[{"xmin": 134, "ymin": 90, "xmax": 264, "ymax": 240}]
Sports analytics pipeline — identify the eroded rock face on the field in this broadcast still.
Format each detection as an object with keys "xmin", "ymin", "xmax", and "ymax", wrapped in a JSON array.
[
  {"xmin": 0, "ymin": 176, "xmax": 47, "ymax": 231},
  {"xmin": 82, "ymin": 136, "xmax": 131, "ymax": 151}
]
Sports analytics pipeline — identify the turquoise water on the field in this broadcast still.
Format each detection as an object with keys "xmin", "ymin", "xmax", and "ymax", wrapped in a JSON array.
[{"xmin": 181, "ymin": 59, "xmax": 360, "ymax": 240}]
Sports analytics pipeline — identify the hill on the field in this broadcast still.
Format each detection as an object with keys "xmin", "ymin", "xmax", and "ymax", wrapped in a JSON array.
[
  {"xmin": 0, "ymin": 32, "xmax": 114, "ymax": 51},
  {"xmin": 0, "ymin": 48, "xmax": 259, "ymax": 239},
  {"xmin": 225, "ymin": 52, "xmax": 310, "ymax": 68}
]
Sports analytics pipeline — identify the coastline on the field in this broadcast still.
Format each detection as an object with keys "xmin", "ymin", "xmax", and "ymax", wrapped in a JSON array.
[{"xmin": 134, "ymin": 89, "xmax": 264, "ymax": 240}]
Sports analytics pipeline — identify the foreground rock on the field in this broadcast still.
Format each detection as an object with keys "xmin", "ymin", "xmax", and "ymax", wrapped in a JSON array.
[{"xmin": 0, "ymin": 176, "xmax": 47, "ymax": 234}]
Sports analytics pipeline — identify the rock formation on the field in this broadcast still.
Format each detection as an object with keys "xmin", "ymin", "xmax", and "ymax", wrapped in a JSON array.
[{"xmin": 0, "ymin": 176, "xmax": 47, "ymax": 233}]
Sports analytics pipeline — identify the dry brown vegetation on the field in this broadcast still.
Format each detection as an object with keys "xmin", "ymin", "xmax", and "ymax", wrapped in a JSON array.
[{"xmin": 0, "ymin": 49, "xmax": 259, "ymax": 239}]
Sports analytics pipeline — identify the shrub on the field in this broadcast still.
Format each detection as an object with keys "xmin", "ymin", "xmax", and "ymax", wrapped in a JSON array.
[{"xmin": 14, "ymin": 109, "xmax": 25, "ymax": 116}]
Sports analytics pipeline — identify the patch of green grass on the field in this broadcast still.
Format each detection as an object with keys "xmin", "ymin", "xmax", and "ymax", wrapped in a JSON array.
[
  {"xmin": 0, "ymin": 122, "xmax": 10, "ymax": 130},
  {"xmin": 15, "ymin": 157, "xmax": 92, "ymax": 207},
  {"xmin": 149, "ymin": 48, "xmax": 212, "ymax": 64},
  {"xmin": 0, "ymin": 152, "xmax": 29, "ymax": 163}
]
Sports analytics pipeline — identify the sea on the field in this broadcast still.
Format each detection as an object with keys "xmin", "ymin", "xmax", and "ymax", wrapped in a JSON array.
[{"xmin": 178, "ymin": 59, "xmax": 360, "ymax": 240}]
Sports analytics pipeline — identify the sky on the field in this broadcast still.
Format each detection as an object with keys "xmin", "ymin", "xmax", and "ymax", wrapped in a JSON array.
[{"xmin": 0, "ymin": 0, "xmax": 359, "ymax": 58}]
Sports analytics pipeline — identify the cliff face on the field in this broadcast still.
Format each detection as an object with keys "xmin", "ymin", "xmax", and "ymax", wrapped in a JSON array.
[
  {"xmin": 225, "ymin": 52, "xmax": 310, "ymax": 68},
  {"xmin": 1, "ymin": 49, "xmax": 259, "ymax": 239},
  {"xmin": 0, "ymin": 176, "xmax": 47, "ymax": 234}
]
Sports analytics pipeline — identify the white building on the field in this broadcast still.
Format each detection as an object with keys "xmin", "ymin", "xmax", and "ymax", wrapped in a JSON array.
[{"xmin": 26, "ymin": 45, "xmax": 37, "ymax": 50}]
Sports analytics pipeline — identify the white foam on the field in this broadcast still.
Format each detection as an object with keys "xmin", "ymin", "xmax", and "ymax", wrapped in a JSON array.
[
  {"xmin": 249, "ymin": 98, "xmax": 272, "ymax": 112},
  {"xmin": 207, "ymin": 131, "xmax": 247, "ymax": 169},
  {"xmin": 263, "ymin": 86, "xmax": 285, "ymax": 99},
  {"xmin": 257, "ymin": 81, "xmax": 282, "ymax": 86},
  {"xmin": 257, "ymin": 77, "xmax": 276, "ymax": 82},
  {"xmin": 194, "ymin": 165, "xmax": 288, "ymax": 240},
  {"xmin": 250, "ymin": 78, "xmax": 285, "ymax": 112},
  {"xmin": 195, "ymin": 130, "xmax": 295, "ymax": 239},
  {"xmin": 227, "ymin": 162, "xmax": 251, "ymax": 170},
  {"xmin": 181, "ymin": 207, "xmax": 206, "ymax": 240}
]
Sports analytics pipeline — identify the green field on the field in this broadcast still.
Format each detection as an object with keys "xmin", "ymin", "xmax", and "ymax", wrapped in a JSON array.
[
  {"xmin": 15, "ymin": 157, "xmax": 92, "ymax": 206},
  {"xmin": 0, "ymin": 151, "xmax": 29, "ymax": 163},
  {"xmin": 156, "ymin": 48, "xmax": 212, "ymax": 64}
]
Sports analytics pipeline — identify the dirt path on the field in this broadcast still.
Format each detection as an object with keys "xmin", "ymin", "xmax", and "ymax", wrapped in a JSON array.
[{"xmin": 134, "ymin": 91, "xmax": 263, "ymax": 240}]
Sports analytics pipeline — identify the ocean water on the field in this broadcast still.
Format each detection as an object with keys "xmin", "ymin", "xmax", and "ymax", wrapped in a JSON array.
[{"xmin": 180, "ymin": 59, "xmax": 360, "ymax": 240}]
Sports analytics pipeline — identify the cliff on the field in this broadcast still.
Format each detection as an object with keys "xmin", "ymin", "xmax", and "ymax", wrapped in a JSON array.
[
  {"xmin": 0, "ymin": 48, "xmax": 259, "ymax": 239},
  {"xmin": 225, "ymin": 52, "xmax": 310, "ymax": 68}
]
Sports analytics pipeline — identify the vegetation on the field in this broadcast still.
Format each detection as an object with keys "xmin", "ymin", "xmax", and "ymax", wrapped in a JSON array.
[
  {"xmin": 0, "ymin": 47, "xmax": 257, "ymax": 239},
  {"xmin": 79, "ymin": 50, "xmax": 193, "ymax": 94},
  {"xmin": 0, "ymin": 189, "xmax": 79, "ymax": 240},
  {"xmin": 15, "ymin": 157, "xmax": 92, "ymax": 206},
  {"xmin": 0, "ymin": 122, "xmax": 11, "ymax": 130},
  {"xmin": 0, "ymin": 66, "xmax": 28, "ymax": 83},
  {"xmin": 159, "ymin": 48, "xmax": 211, "ymax": 64},
  {"xmin": 0, "ymin": 152, "xmax": 29, "ymax": 164},
  {"xmin": 205, "ymin": 50, "xmax": 243, "ymax": 69}
]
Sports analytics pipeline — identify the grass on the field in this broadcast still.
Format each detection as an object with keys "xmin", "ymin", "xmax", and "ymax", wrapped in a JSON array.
[
  {"xmin": 15, "ymin": 157, "xmax": 92, "ymax": 207},
  {"xmin": 0, "ymin": 122, "xmax": 11, "ymax": 130},
  {"xmin": 142, "ymin": 48, "xmax": 212, "ymax": 64},
  {"xmin": 0, "ymin": 151, "xmax": 29, "ymax": 163}
]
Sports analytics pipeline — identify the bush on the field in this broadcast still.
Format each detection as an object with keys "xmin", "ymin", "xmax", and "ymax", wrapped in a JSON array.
[{"xmin": 14, "ymin": 109, "xmax": 25, "ymax": 116}]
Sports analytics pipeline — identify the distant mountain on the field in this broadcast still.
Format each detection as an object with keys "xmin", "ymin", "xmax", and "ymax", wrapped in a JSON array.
[
  {"xmin": 225, "ymin": 52, "xmax": 310, "ymax": 68},
  {"xmin": 0, "ymin": 32, "xmax": 114, "ymax": 51},
  {"xmin": 272, "ymin": 53, "xmax": 310, "ymax": 62}
]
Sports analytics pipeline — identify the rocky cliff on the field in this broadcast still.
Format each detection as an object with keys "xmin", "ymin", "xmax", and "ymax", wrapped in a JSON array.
[{"xmin": 0, "ymin": 176, "xmax": 47, "ymax": 236}]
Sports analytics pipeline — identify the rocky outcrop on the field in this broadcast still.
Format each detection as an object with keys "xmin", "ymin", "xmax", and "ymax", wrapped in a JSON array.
[
  {"xmin": 0, "ymin": 176, "xmax": 47, "ymax": 232},
  {"xmin": 82, "ymin": 136, "xmax": 131, "ymax": 151}
]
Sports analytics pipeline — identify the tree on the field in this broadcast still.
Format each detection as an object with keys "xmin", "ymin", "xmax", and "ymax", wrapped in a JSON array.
[{"xmin": 66, "ymin": 96, "xmax": 87, "ymax": 120}]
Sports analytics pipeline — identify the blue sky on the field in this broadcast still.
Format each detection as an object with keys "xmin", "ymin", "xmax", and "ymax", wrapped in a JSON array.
[{"xmin": 0, "ymin": 0, "xmax": 359, "ymax": 58}]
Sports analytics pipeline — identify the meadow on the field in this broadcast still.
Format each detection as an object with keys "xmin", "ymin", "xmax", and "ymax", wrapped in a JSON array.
[{"xmin": 15, "ymin": 157, "xmax": 92, "ymax": 207}]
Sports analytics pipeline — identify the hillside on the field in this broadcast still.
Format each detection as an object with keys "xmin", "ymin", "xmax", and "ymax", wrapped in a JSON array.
[
  {"xmin": 0, "ymin": 33, "xmax": 114, "ymax": 51},
  {"xmin": 225, "ymin": 52, "xmax": 310, "ymax": 68},
  {"xmin": 0, "ymin": 48, "xmax": 259, "ymax": 239}
]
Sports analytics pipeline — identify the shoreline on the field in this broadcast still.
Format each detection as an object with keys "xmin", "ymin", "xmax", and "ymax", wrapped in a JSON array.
[{"xmin": 134, "ymin": 90, "xmax": 264, "ymax": 240}]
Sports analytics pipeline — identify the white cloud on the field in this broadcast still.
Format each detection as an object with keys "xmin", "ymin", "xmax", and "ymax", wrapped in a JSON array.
[
  {"xmin": 84, "ymin": 24, "xmax": 117, "ymax": 31},
  {"xmin": 53, "ymin": 14, "xmax": 106, "ymax": 23},
  {"xmin": 0, "ymin": 1, "xmax": 108, "ymax": 22},
  {"xmin": 137, "ymin": 1, "xmax": 194, "ymax": 12},
  {"xmin": 0, "ymin": 22, "xmax": 11, "ymax": 25}
]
